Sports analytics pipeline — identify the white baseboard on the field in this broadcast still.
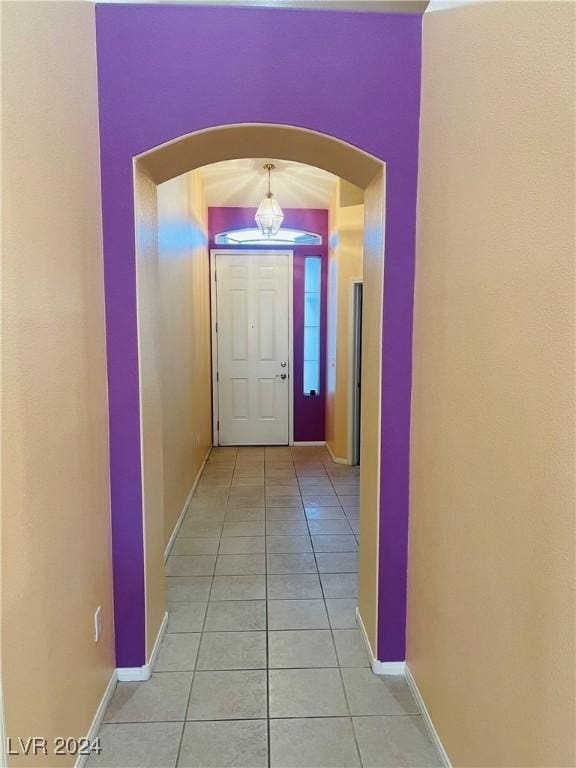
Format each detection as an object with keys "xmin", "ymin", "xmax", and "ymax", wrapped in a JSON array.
[
  {"xmin": 164, "ymin": 448, "xmax": 211, "ymax": 562},
  {"xmin": 117, "ymin": 611, "xmax": 168, "ymax": 682},
  {"xmin": 116, "ymin": 666, "xmax": 149, "ymax": 682},
  {"xmin": 74, "ymin": 669, "xmax": 118, "ymax": 768},
  {"xmin": 356, "ymin": 608, "xmax": 406, "ymax": 676},
  {"xmin": 292, "ymin": 440, "xmax": 326, "ymax": 446},
  {"xmin": 326, "ymin": 442, "xmax": 351, "ymax": 465},
  {"xmin": 372, "ymin": 659, "xmax": 406, "ymax": 675},
  {"xmin": 77, "ymin": 611, "xmax": 170, "ymax": 761},
  {"xmin": 0, "ymin": 678, "xmax": 5, "ymax": 768},
  {"xmin": 353, "ymin": 612, "xmax": 449, "ymax": 764},
  {"xmin": 405, "ymin": 665, "xmax": 452, "ymax": 767}
]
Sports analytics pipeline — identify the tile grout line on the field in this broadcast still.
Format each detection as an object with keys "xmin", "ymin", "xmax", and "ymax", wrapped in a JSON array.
[
  {"xmin": 264, "ymin": 450, "xmax": 271, "ymax": 768},
  {"xmin": 160, "ymin": 447, "xmax": 363, "ymax": 766},
  {"xmin": 106, "ymin": 449, "xmax": 441, "ymax": 768},
  {"xmin": 300, "ymin": 449, "xmax": 365, "ymax": 768},
  {"xmin": 172, "ymin": 446, "xmax": 237, "ymax": 767},
  {"xmin": 325, "ymin": 461, "xmax": 365, "ymax": 766}
]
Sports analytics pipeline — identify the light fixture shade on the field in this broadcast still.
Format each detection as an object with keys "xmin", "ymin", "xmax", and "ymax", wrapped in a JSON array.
[{"xmin": 255, "ymin": 194, "xmax": 284, "ymax": 236}]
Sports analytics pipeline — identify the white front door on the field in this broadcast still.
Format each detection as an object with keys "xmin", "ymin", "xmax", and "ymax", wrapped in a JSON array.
[{"xmin": 214, "ymin": 250, "xmax": 291, "ymax": 445}]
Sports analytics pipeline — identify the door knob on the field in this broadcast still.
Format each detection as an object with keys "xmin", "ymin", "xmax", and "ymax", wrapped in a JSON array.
[
  {"xmin": 280, "ymin": 361, "xmax": 287, "ymax": 368},
  {"xmin": 275, "ymin": 373, "xmax": 287, "ymax": 380}
]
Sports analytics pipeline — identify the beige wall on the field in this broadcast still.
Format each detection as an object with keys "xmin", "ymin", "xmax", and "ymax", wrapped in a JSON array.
[
  {"xmin": 357, "ymin": 169, "xmax": 385, "ymax": 654},
  {"xmin": 326, "ymin": 192, "xmax": 338, "ymax": 450},
  {"xmin": 407, "ymin": 2, "xmax": 575, "ymax": 766},
  {"xmin": 135, "ymin": 166, "xmax": 212, "ymax": 656},
  {"xmin": 326, "ymin": 185, "xmax": 364, "ymax": 461},
  {"xmin": 157, "ymin": 172, "xmax": 212, "ymax": 547},
  {"xmin": 1, "ymin": 2, "xmax": 115, "ymax": 764},
  {"xmin": 134, "ymin": 165, "xmax": 167, "ymax": 657}
]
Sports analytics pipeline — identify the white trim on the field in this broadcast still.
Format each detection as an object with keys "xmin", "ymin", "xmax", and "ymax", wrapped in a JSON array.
[
  {"xmin": 287, "ymin": 250, "xmax": 294, "ymax": 446},
  {"xmin": 356, "ymin": 608, "xmax": 405, "ymax": 676},
  {"xmin": 325, "ymin": 440, "xmax": 349, "ymax": 465},
  {"xmin": 210, "ymin": 253, "xmax": 219, "ymax": 445},
  {"xmin": 0, "ymin": 677, "xmax": 6, "ymax": 768},
  {"xmin": 426, "ymin": 0, "xmax": 480, "ymax": 12},
  {"xmin": 405, "ymin": 666, "xmax": 452, "ymax": 767},
  {"xmin": 74, "ymin": 670, "xmax": 118, "ymax": 768},
  {"xmin": 372, "ymin": 660, "xmax": 406, "ymax": 675},
  {"xmin": 117, "ymin": 611, "xmax": 168, "ymax": 682},
  {"xmin": 210, "ymin": 249, "xmax": 294, "ymax": 446},
  {"xmin": 116, "ymin": 666, "xmax": 151, "ymax": 683},
  {"xmin": 347, "ymin": 278, "xmax": 363, "ymax": 466},
  {"xmin": 292, "ymin": 440, "xmax": 326, "ymax": 446},
  {"xmin": 164, "ymin": 448, "xmax": 211, "ymax": 562},
  {"xmin": 147, "ymin": 610, "xmax": 169, "ymax": 671}
]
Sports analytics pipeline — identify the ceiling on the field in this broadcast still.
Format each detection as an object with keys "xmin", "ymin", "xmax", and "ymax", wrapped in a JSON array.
[
  {"xmin": 96, "ymin": 1, "xmax": 431, "ymax": 12},
  {"xmin": 197, "ymin": 158, "xmax": 339, "ymax": 209}
]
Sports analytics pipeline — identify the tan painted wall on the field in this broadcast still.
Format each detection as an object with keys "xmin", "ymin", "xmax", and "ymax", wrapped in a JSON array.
[
  {"xmin": 326, "ymin": 192, "xmax": 338, "ymax": 450},
  {"xmin": 326, "ymin": 189, "xmax": 364, "ymax": 461},
  {"xmin": 134, "ymin": 165, "xmax": 167, "ymax": 657},
  {"xmin": 357, "ymin": 169, "xmax": 385, "ymax": 654},
  {"xmin": 407, "ymin": 2, "xmax": 576, "ymax": 766},
  {"xmin": 135, "ymin": 166, "xmax": 212, "ymax": 656},
  {"xmin": 157, "ymin": 172, "xmax": 212, "ymax": 547},
  {"xmin": 139, "ymin": 124, "xmax": 381, "ymax": 188},
  {"xmin": 1, "ymin": 2, "xmax": 115, "ymax": 764}
]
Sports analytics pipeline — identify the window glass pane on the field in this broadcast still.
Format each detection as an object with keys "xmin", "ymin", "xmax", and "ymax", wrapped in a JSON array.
[
  {"xmin": 304, "ymin": 326, "xmax": 320, "ymax": 361},
  {"xmin": 303, "ymin": 360, "xmax": 320, "ymax": 395},
  {"xmin": 304, "ymin": 292, "xmax": 320, "ymax": 326},
  {"xmin": 303, "ymin": 256, "xmax": 321, "ymax": 396},
  {"xmin": 304, "ymin": 256, "xmax": 321, "ymax": 292}
]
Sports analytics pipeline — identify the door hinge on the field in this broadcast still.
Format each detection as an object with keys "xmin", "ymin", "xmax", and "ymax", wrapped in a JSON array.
[
  {"xmin": 215, "ymin": 321, "xmax": 218, "ymax": 333},
  {"xmin": 217, "ymin": 420, "xmax": 220, "ymax": 431},
  {"xmin": 216, "ymin": 371, "xmax": 219, "ymax": 382}
]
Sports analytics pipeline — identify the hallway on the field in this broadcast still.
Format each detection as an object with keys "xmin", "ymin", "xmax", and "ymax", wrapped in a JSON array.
[{"xmin": 93, "ymin": 446, "xmax": 441, "ymax": 767}]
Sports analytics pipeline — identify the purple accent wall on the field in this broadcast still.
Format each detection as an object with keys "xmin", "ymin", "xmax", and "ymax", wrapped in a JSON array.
[
  {"xmin": 95, "ymin": 3, "xmax": 421, "ymax": 666},
  {"xmin": 209, "ymin": 207, "xmax": 328, "ymax": 443}
]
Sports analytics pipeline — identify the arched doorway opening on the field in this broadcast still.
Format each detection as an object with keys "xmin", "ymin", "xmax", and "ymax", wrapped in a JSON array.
[{"xmin": 126, "ymin": 124, "xmax": 387, "ymax": 678}]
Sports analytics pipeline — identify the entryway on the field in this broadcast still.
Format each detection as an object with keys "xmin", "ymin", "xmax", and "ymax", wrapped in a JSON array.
[{"xmin": 211, "ymin": 250, "xmax": 292, "ymax": 446}]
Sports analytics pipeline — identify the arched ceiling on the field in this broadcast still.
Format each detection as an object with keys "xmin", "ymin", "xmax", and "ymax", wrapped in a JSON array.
[{"xmin": 137, "ymin": 124, "xmax": 383, "ymax": 189}]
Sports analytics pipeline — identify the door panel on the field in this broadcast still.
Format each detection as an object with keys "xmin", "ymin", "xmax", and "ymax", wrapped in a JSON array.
[{"xmin": 215, "ymin": 251, "xmax": 290, "ymax": 445}]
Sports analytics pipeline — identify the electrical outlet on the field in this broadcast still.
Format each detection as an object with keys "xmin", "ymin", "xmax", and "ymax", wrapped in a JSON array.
[{"xmin": 94, "ymin": 606, "xmax": 102, "ymax": 643}]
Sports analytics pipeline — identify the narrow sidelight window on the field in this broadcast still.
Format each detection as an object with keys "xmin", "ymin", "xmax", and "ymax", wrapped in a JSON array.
[{"xmin": 303, "ymin": 256, "xmax": 321, "ymax": 395}]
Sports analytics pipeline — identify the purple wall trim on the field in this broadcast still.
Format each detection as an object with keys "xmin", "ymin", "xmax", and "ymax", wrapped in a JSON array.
[
  {"xmin": 101, "ymin": 166, "xmax": 146, "ymax": 668},
  {"xmin": 209, "ymin": 207, "xmax": 328, "ymax": 443},
  {"xmin": 95, "ymin": 3, "xmax": 421, "ymax": 666}
]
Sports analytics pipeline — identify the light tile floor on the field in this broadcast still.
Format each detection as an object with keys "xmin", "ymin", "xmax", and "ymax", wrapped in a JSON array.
[{"xmin": 92, "ymin": 446, "xmax": 442, "ymax": 767}]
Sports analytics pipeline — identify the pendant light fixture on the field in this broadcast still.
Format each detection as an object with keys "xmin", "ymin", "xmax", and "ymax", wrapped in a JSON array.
[{"xmin": 255, "ymin": 163, "xmax": 284, "ymax": 237}]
